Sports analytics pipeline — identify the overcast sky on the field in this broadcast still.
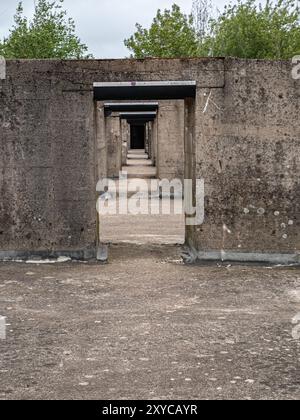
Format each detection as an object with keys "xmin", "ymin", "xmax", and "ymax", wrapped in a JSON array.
[{"xmin": 0, "ymin": 0, "xmax": 228, "ymax": 58}]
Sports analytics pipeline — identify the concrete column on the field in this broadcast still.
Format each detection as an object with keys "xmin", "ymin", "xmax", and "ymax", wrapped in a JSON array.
[
  {"xmin": 145, "ymin": 123, "xmax": 150, "ymax": 155},
  {"xmin": 121, "ymin": 119, "xmax": 129, "ymax": 166},
  {"xmin": 184, "ymin": 98, "xmax": 196, "ymax": 247},
  {"xmin": 148, "ymin": 122, "xmax": 152, "ymax": 160},
  {"xmin": 127, "ymin": 123, "xmax": 131, "ymax": 151},
  {"xmin": 156, "ymin": 100, "xmax": 185, "ymax": 181},
  {"xmin": 152, "ymin": 118, "xmax": 158, "ymax": 167},
  {"xmin": 150, "ymin": 121, "xmax": 155, "ymax": 161},
  {"xmin": 106, "ymin": 113, "xmax": 122, "ymax": 178},
  {"xmin": 94, "ymin": 102, "xmax": 107, "ymax": 181}
]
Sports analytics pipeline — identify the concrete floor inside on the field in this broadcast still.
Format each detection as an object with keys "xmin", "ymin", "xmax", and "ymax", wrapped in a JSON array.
[
  {"xmin": 100, "ymin": 149, "xmax": 186, "ymax": 245},
  {"xmin": 0, "ymin": 244, "xmax": 299, "ymax": 400}
]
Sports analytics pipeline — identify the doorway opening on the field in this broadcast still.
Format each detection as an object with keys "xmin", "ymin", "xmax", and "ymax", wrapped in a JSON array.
[
  {"xmin": 130, "ymin": 125, "xmax": 145, "ymax": 150},
  {"xmin": 94, "ymin": 82, "xmax": 196, "ymax": 256}
]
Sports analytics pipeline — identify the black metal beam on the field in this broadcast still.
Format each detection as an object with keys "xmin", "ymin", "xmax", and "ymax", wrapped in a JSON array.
[
  {"xmin": 94, "ymin": 81, "xmax": 196, "ymax": 101},
  {"xmin": 120, "ymin": 112, "xmax": 157, "ymax": 120},
  {"xmin": 127, "ymin": 118, "xmax": 155, "ymax": 125},
  {"xmin": 104, "ymin": 102, "xmax": 159, "ymax": 117}
]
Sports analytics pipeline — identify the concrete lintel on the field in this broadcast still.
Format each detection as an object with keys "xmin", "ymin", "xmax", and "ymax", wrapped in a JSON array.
[
  {"xmin": 104, "ymin": 102, "xmax": 159, "ymax": 108},
  {"xmin": 127, "ymin": 118, "xmax": 155, "ymax": 124},
  {"xmin": 120, "ymin": 112, "xmax": 157, "ymax": 120},
  {"xmin": 94, "ymin": 81, "xmax": 197, "ymax": 100},
  {"xmin": 95, "ymin": 81, "xmax": 196, "ymax": 88},
  {"xmin": 104, "ymin": 103, "xmax": 159, "ymax": 117},
  {"xmin": 104, "ymin": 102, "xmax": 159, "ymax": 106}
]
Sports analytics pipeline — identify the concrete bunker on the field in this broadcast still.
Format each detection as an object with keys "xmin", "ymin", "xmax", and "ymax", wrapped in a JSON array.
[{"xmin": 0, "ymin": 58, "xmax": 299, "ymax": 264}]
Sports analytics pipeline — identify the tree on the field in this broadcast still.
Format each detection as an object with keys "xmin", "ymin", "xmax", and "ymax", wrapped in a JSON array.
[
  {"xmin": 124, "ymin": 4, "xmax": 200, "ymax": 58},
  {"xmin": 192, "ymin": 0, "xmax": 213, "ymax": 41},
  {"xmin": 0, "ymin": 0, "xmax": 91, "ymax": 59},
  {"xmin": 206, "ymin": 0, "xmax": 300, "ymax": 59}
]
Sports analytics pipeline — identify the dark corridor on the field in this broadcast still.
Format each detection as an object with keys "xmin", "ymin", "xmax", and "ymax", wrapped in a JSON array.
[{"xmin": 130, "ymin": 125, "xmax": 145, "ymax": 150}]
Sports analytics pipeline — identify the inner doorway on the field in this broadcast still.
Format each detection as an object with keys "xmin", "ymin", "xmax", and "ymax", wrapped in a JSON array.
[{"xmin": 130, "ymin": 124, "xmax": 145, "ymax": 149}]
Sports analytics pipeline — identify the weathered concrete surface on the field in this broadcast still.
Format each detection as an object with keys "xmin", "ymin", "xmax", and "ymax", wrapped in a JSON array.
[
  {"xmin": 121, "ymin": 120, "xmax": 129, "ymax": 166},
  {"xmin": 192, "ymin": 59, "xmax": 300, "ymax": 262},
  {"xmin": 95, "ymin": 102, "xmax": 107, "ymax": 182},
  {"xmin": 157, "ymin": 100, "xmax": 185, "ymax": 181},
  {"xmin": 0, "ymin": 58, "xmax": 224, "ymax": 258},
  {"xmin": 0, "ymin": 58, "xmax": 299, "ymax": 262},
  {"xmin": 0, "ymin": 245, "xmax": 299, "ymax": 400},
  {"xmin": 0, "ymin": 61, "xmax": 97, "ymax": 257},
  {"xmin": 106, "ymin": 114, "xmax": 122, "ymax": 178},
  {"xmin": 151, "ymin": 118, "xmax": 158, "ymax": 166}
]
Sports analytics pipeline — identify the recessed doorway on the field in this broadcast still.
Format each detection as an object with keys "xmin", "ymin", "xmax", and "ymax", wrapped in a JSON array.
[
  {"xmin": 130, "ymin": 124, "xmax": 145, "ymax": 150},
  {"xmin": 94, "ymin": 81, "xmax": 196, "ymax": 258}
]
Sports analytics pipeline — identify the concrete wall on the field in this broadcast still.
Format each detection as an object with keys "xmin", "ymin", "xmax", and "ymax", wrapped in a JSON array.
[
  {"xmin": 190, "ymin": 59, "xmax": 300, "ymax": 263},
  {"xmin": 157, "ymin": 100, "xmax": 185, "ymax": 180},
  {"xmin": 0, "ymin": 61, "xmax": 97, "ymax": 259},
  {"xmin": 0, "ymin": 58, "xmax": 299, "ymax": 263}
]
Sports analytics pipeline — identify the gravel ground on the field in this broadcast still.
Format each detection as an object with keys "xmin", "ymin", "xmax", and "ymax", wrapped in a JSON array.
[{"xmin": 0, "ymin": 243, "xmax": 299, "ymax": 400}]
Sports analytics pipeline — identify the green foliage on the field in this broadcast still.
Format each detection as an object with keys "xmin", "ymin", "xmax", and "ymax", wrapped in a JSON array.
[
  {"xmin": 192, "ymin": 0, "xmax": 213, "ymax": 41},
  {"xmin": 205, "ymin": 0, "xmax": 300, "ymax": 59},
  {"xmin": 125, "ymin": 0, "xmax": 300, "ymax": 59},
  {"xmin": 124, "ymin": 4, "xmax": 200, "ymax": 58},
  {"xmin": 0, "ymin": 0, "xmax": 91, "ymax": 59}
]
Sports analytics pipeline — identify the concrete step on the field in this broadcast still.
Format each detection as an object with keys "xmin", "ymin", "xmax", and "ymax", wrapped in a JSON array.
[
  {"xmin": 126, "ymin": 159, "xmax": 153, "ymax": 167},
  {"xmin": 127, "ymin": 150, "xmax": 149, "ymax": 160},
  {"xmin": 122, "ymin": 165, "xmax": 157, "ymax": 179},
  {"xmin": 128, "ymin": 149, "xmax": 146, "ymax": 154},
  {"xmin": 127, "ymin": 154, "xmax": 149, "ymax": 160}
]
